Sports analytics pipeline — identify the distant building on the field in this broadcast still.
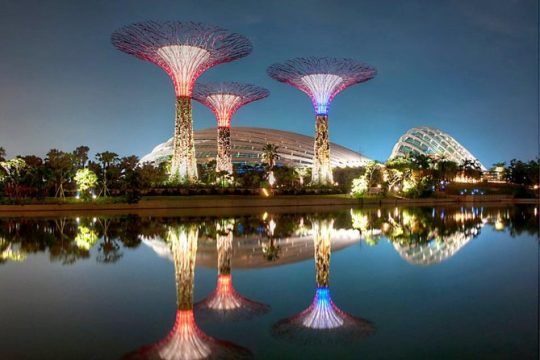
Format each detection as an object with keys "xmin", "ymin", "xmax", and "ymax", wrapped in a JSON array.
[
  {"xmin": 141, "ymin": 127, "xmax": 370, "ymax": 168},
  {"xmin": 389, "ymin": 127, "xmax": 486, "ymax": 170}
]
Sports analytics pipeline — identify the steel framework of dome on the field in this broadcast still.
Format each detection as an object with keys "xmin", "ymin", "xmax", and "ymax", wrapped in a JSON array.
[
  {"xmin": 140, "ymin": 127, "xmax": 370, "ymax": 169},
  {"xmin": 193, "ymin": 82, "xmax": 269, "ymax": 174},
  {"xmin": 267, "ymin": 57, "xmax": 376, "ymax": 185},
  {"xmin": 389, "ymin": 127, "xmax": 486, "ymax": 170},
  {"xmin": 111, "ymin": 21, "xmax": 252, "ymax": 182}
]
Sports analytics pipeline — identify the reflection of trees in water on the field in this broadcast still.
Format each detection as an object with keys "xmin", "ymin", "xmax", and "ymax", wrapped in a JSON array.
[
  {"xmin": 0, "ymin": 206, "xmax": 536, "ymax": 267},
  {"xmin": 272, "ymin": 218, "xmax": 375, "ymax": 343},
  {"xmin": 126, "ymin": 224, "xmax": 252, "ymax": 360},
  {"xmin": 195, "ymin": 219, "xmax": 269, "ymax": 321}
]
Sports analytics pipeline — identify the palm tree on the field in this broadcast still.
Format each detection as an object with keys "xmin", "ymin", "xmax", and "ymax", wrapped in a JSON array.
[
  {"xmin": 73, "ymin": 146, "xmax": 90, "ymax": 169},
  {"xmin": 261, "ymin": 144, "xmax": 280, "ymax": 171},
  {"xmin": 95, "ymin": 151, "xmax": 119, "ymax": 196}
]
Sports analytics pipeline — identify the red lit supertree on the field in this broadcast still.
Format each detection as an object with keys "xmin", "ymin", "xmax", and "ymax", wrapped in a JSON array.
[
  {"xmin": 267, "ymin": 57, "xmax": 376, "ymax": 185},
  {"xmin": 195, "ymin": 219, "xmax": 269, "ymax": 320},
  {"xmin": 193, "ymin": 83, "xmax": 269, "ymax": 175},
  {"xmin": 272, "ymin": 219, "xmax": 375, "ymax": 343},
  {"xmin": 112, "ymin": 21, "xmax": 252, "ymax": 182},
  {"xmin": 126, "ymin": 224, "xmax": 252, "ymax": 360}
]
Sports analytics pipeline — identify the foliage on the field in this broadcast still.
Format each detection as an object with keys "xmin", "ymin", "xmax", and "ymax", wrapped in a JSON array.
[{"xmin": 74, "ymin": 168, "xmax": 98, "ymax": 200}]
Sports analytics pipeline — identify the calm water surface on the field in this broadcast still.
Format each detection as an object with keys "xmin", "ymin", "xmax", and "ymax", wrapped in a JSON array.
[{"xmin": 0, "ymin": 205, "xmax": 538, "ymax": 359}]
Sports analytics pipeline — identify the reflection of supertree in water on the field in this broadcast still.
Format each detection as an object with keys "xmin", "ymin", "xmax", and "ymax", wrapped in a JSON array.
[
  {"xmin": 195, "ymin": 220, "xmax": 269, "ymax": 320},
  {"xmin": 268, "ymin": 57, "xmax": 376, "ymax": 185},
  {"xmin": 273, "ymin": 219, "xmax": 375, "ymax": 342},
  {"xmin": 193, "ymin": 83, "xmax": 269, "ymax": 175},
  {"xmin": 127, "ymin": 224, "xmax": 252, "ymax": 360},
  {"xmin": 112, "ymin": 22, "xmax": 252, "ymax": 182}
]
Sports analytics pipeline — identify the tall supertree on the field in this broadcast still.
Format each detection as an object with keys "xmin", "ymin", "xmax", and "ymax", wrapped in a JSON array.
[
  {"xmin": 267, "ymin": 57, "xmax": 376, "ymax": 185},
  {"xmin": 193, "ymin": 82, "xmax": 269, "ymax": 175},
  {"xmin": 195, "ymin": 219, "xmax": 270, "ymax": 320},
  {"xmin": 272, "ymin": 219, "xmax": 375, "ymax": 343},
  {"xmin": 126, "ymin": 224, "xmax": 252, "ymax": 360},
  {"xmin": 112, "ymin": 21, "xmax": 252, "ymax": 182}
]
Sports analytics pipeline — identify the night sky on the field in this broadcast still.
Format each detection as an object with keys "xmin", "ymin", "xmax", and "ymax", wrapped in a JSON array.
[{"xmin": 0, "ymin": 0, "xmax": 537, "ymax": 167}]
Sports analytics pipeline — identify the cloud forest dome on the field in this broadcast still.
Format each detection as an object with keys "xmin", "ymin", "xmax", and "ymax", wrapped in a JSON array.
[
  {"xmin": 140, "ymin": 127, "xmax": 371, "ymax": 168},
  {"xmin": 389, "ymin": 127, "xmax": 486, "ymax": 170}
]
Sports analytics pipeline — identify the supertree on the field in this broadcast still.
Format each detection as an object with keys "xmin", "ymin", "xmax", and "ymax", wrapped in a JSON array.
[
  {"xmin": 195, "ymin": 219, "xmax": 269, "ymax": 320},
  {"xmin": 267, "ymin": 57, "xmax": 376, "ymax": 185},
  {"xmin": 125, "ymin": 224, "xmax": 252, "ymax": 360},
  {"xmin": 193, "ymin": 82, "xmax": 269, "ymax": 175},
  {"xmin": 272, "ymin": 218, "xmax": 375, "ymax": 343},
  {"xmin": 112, "ymin": 21, "xmax": 253, "ymax": 182}
]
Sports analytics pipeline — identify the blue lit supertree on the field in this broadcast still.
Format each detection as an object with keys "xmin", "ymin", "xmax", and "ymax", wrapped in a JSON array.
[
  {"xmin": 112, "ymin": 21, "xmax": 252, "ymax": 182},
  {"xmin": 272, "ymin": 219, "xmax": 375, "ymax": 343},
  {"xmin": 193, "ymin": 82, "xmax": 269, "ymax": 175},
  {"xmin": 268, "ymin": 57, "xmax": 376, "ymax": 185}
]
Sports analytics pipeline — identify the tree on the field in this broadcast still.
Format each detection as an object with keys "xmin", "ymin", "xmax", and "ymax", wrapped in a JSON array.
[
  {"xmin": 261, "ymin": 144, "xmax": 280, "ymax": 171},
  {"xmin": 0, "ymin": 147, "xmax": 5, "ymax": 162},
  {"xmin": 73, "ymin": 146, "xmax": 90, "ymax": 169},
  {"xmin": 95, "ymin": 151, "xmax": 119, "ymax": 196},
  {"xmin": 458, "ymin": 159, "xmax": 482, "ymax": 180},
  {"xmin": 0, "ymin": 158, "xmax": 27, "ymax": 198},
  {"xmin": 45, "ymin": 149, "xmax": 75, "ymax": 198},
  {"xmin": 74, "ymin": 168, "xmax": 98, "ymax": 200}
]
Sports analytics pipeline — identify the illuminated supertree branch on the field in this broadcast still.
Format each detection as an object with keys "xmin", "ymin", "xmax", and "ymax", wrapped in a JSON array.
[
  {"xmin": 272, "ymin": 219, "xmax": 375, "ymax": 342},
  {"xmin": 112, "ymin": 22, "xmax": 252, "ymax": 182},
  {"xmin": 126, "ymin": 224, "xmax": 252, "ymax": 360},
  {"xmin": 195, "ymin": 220, "xmax": 269, "ymax": 320},
  {"xmin": 267, "ymin": 57, "xmax": 376, "ymax": 185},
  {"xmin": 194, "ymin": 82, "xmax": 269, "ymax": 174}
]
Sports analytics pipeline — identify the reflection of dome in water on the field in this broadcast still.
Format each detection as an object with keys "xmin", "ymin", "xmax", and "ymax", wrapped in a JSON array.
[
  {"xmin": 392, "ymin": 228, "xmax": 480, "ymax": 265},
  {"xmin": 141, "ymin": 228, "xmax": 360, "ymax": 269}
]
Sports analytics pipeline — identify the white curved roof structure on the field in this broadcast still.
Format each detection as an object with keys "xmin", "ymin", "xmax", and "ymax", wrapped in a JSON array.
[
  {"xmin": 141, "ymin": 127, "xmax": 370, "ymax": 168},
  {"xmin": 389, "ymin": 127, "xmax": 486, "ymax": 170}
]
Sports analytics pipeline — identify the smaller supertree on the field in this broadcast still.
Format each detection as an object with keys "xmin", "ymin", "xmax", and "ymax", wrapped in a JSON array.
[
  {"xmin": 272, "ymin": 219, "xmax": 375, "ymax": 343},
  {"xmin": 268, "ymin": 57, "xmax": 376, "ymax": 185},
  {"xmin": 194, "ymin": 82, "xmax": 269, "ymax": 175},
  {"xmin": 195, "ymin": 219, "xmax": 269, "ymax": 321}
]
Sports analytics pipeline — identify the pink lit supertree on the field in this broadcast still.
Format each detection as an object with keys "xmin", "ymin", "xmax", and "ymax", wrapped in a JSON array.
[
  {"xmin": 193, "ymin": 83, "xmax": 269, "ymax": 175},
  {"xmin": 272, "ymin": 218, "xmax": 375, "ymax": 343},
  {"xmin": 126, "ymin": 224, "xmax": 252, "ymax": 360},
  {"xmin": 267, "ymin": 57, "xmax": 376, "ymax": 185},
  {"xmin": 195, "ymin": 219, "xmax": 269, "ymax": 321},
  {"xmin": 112, "ymin": 22, "xmax": 252, "ymax": 182}
]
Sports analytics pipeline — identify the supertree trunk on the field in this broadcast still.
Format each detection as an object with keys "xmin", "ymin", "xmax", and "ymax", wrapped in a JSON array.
[
  {"xmin": 217, "ymin": 232, "xmax": 233, "ymax": 275},
  {"xmin": 313, "ymin": 219, "xmax": 333, "ymax": 288},
  {"xmin": 170, "ymin": 96, "xmax": 198, "ymax": 182},
  {"xmin": 312, "ymin": 114, "xmax": 333, "ymax": 185},
  {"xmin": 216, "ymin": 126, "xmax": 233, "ymax": 174},
  {"xmin": 169, "ymin": 224, "xmax": 199, "ymax": 310}
]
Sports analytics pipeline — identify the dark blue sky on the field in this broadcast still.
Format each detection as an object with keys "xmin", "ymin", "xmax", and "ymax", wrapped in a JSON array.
[{"xmin": 0, "ymin": 0, "xmax": 537, "ymax": 166}]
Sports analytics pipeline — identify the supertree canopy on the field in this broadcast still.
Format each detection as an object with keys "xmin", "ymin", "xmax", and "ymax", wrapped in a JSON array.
[
  {"xmin": 126, "ymin": 224, "xmax": 252, "ymax": 360},
  {"xmin": 195, "ymin": 219, "xmax": 269, "ymax": 320},
  {"xmin": 193, "ymin": 82, "xmax": 269, "ymax": 174},
  {"xmin": 272, "ymin": 219, "xmax": 375, "ymax": 343},
  {"xmin": 267, "ymin": 57, "xmax": 376, "ymax": 185},
  {"xmin": 112, "ymin": 21, "xmax": 252, "ymax": 182}
]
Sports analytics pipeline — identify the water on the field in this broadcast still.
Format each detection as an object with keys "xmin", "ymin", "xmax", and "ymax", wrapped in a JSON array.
[{"xmin": 0, "ymin": 205, "xmax": 537, "ymax": 359}]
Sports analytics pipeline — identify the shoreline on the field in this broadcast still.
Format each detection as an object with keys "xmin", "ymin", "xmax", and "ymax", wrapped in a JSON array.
[{"xmin": 0, "ymin": 195, "xmax": 537, "ymax": 217}]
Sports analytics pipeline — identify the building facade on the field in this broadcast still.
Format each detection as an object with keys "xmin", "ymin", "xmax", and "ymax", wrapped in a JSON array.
[{"xmin": 141, "ymin": 127, "xmax": 370, "ymax": 168}]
